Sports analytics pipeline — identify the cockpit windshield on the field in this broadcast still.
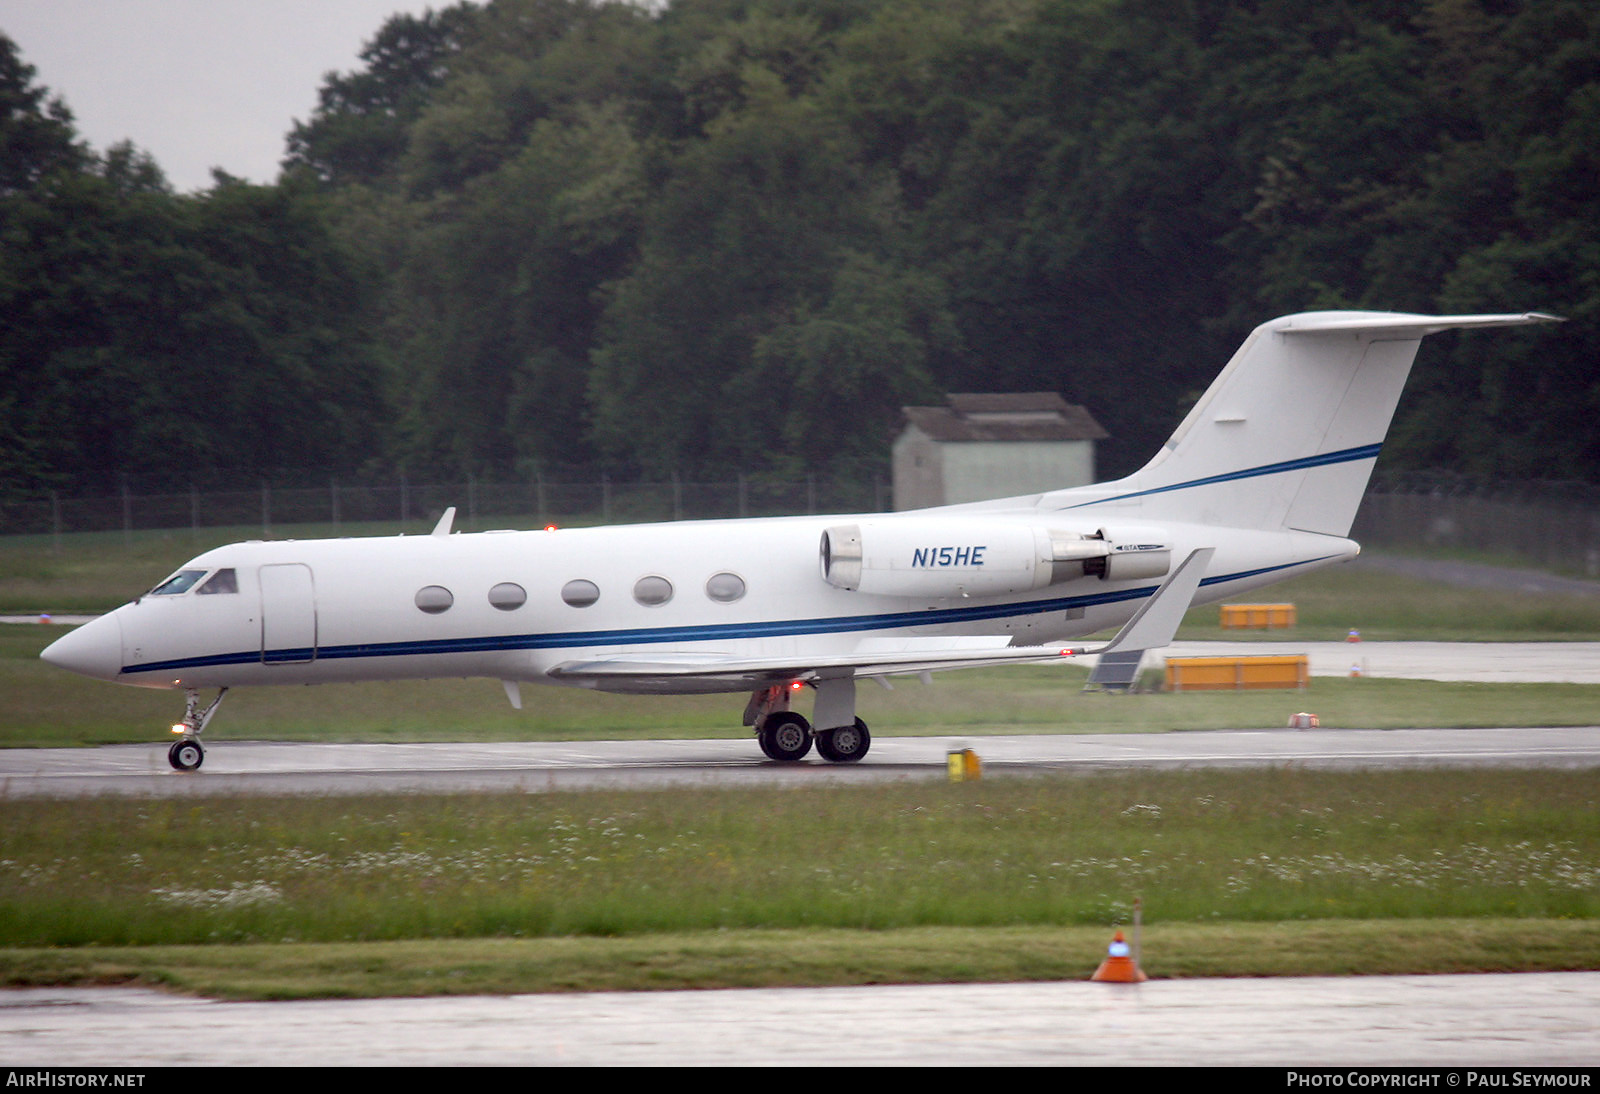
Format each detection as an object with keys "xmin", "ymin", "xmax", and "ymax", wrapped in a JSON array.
[
  {"xmin": 197, "ymin": 568, "xmax": 238, "ymax": 595},
  {"xmin": 148, "ymin": 569, "xmax": 208, "ymax": 596}
]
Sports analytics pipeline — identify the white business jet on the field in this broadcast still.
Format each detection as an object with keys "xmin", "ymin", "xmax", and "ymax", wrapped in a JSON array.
[{"xmin": 42, "ymin": 311, "xmax": 1557, "ymax": 770}]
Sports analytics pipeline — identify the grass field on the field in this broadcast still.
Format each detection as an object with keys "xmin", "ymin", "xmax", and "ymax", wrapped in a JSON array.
[
  {"xmin": 1, "ymin": 523, "xmax": 1597, "ymax": 998},
  {"xmin": 0, "ymin": 769, "xmax": 1595, "ymax": 998}
]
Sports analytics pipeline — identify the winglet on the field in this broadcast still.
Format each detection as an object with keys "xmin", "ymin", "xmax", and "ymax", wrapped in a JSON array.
[
  {"xmin": 431, "ymin": 507, "xmax": 457, "ymax": 537},
  {"xmin": 1090, "ymin": 547, "xmax": 1213, "ymax": 656}
]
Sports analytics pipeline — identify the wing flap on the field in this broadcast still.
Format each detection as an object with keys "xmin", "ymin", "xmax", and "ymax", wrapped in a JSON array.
[{"xmin": 547, "ymin": 637, "xmax": 1083, "ymax": 689}]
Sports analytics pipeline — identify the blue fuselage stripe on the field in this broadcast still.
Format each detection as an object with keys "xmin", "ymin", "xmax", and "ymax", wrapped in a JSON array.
[
  {"xmin": 119, "ymin": 557, "xmax": 1328, "ymax": 677},
  {"xmin": 1065, "ymin": 443, "xmax": 1382, "ymax": 508}
]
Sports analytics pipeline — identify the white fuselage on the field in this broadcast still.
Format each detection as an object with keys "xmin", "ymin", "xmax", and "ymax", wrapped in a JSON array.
[
  {"xmin": 52, "ymin": 311, "xmax": 1554, "ymax": 713},
  {"xmin": 76, "ymin": 509, "xmax": 1352, "ymax": 695}
]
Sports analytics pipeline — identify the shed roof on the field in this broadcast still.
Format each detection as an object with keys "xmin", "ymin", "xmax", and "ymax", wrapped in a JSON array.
[{"xmin": 902, "ymin": 392, "xmax": 1108, "ymax": 443}]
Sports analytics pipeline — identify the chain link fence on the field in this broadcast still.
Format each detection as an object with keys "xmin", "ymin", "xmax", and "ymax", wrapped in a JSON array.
[
  {"xmin": 4, "ymin": 472, "xmax": 891, "ymax": 545},
  {"xmin": 7, "ymin": 469, "xmax": 1596, "ymax": 578},
  {"xmin": 1353, "ymin": 473, "xmax": 1600, "ymax": 577}
]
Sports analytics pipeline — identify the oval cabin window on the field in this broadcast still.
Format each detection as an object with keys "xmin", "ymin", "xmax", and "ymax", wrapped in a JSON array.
[
  {"xmin": 415, "ymin": 585, "xmax": 454, "ymax": 614},
  {"xmin": 561, "ymin": 579, "xmax": 600, "ymax": 608},
  {"xmin": 632, "ymin": 575, "xmax": 673, "ymax": 606},
  {"xmin": 488, "ymin": 582, "xmax": 527, "ymax": 611},
  {"xmin": 705, "ymin": 572, "xmax": 746, "ymax": 603}
]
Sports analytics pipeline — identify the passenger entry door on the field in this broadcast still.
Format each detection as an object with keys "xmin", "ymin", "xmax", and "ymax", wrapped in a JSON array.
[{"xmin": 259, "ymin": 563, "xmax": 317, "ymax": 664}]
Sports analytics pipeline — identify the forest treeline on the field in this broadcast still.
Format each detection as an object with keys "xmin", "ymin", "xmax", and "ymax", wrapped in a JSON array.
[{"xmin": 3, "ymin": 0, "xmax": 1597, "ymax": 503}]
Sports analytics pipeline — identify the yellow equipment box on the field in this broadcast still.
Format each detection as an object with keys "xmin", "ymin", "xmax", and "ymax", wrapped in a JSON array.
[
  {"xmin": 1219, "ymin": 603, "xmax": 1297, "ymax": 629},
  {"xmin": 1165, "ymin": 654, "xmax": 1310, "ymax": 691}
]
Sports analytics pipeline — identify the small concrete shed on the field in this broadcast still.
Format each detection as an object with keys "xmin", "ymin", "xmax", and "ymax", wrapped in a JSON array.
[{"xmin": 892, "ymin": 393, "xmax": 1108, "ymax": 510}]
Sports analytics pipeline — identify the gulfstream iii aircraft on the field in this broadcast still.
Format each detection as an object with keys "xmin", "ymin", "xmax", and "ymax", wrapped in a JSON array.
[{"xmin": 42, "ymin": 311, "xmax": 1557, "ymax": 770}]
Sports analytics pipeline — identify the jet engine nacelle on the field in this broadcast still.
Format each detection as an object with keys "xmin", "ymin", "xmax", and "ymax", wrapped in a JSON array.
[
  {"xmin": 1085, "ymin": 533, "xmax": 1174, "ymax": 582},
  {"xmin": 819, "ymin": 520, "xmax": 1170, "ymax": 597}
]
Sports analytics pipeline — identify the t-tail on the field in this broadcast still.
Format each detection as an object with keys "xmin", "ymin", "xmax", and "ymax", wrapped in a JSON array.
[{"xmin": 1043, "ymin": 311, "xmax": 1561, "ymax": 534}]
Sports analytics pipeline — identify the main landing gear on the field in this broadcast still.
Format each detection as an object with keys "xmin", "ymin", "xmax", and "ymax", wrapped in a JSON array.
[
  {"xmin": 745, "ymin": 681, "xmax": 871, "ymax": 764},
  {"xmin": 167, "ymin": 687, "xmax": 228, "ymax": 771},
  {"xmin": 758, "ymin": 710, "xmax": 813, "ymax": 761},
  {"xmin": 815, "ymin": 718, "xmax": 871, "ymax": 763}
]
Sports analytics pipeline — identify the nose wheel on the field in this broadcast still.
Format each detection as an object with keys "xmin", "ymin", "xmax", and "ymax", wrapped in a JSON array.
[
  {"xmin": 168, "ymin": 738, "xmax": 204, "ymax": 771},
  {"xmin": 167, "ymin": 687, "xmax": 227, "ymax": 771}
]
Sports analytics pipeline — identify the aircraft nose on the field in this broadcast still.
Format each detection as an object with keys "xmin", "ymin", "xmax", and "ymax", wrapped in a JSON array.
[{"xmin": 40, "ymin": 613, "xmax": 123, "ymax": 681}]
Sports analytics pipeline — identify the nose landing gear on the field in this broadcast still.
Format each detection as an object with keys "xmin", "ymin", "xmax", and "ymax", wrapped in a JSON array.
[
  {"xmin": 168, "ymin": 687, "xmax": 228, "ymax": 771},
  {"xmin": 168, "ymin": 737, "xmax": 204, "ymax": 771}
]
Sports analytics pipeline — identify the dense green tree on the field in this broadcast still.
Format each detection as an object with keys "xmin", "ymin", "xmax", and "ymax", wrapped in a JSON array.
[
  {"xmin": 587, "ymin": 59, "xmax": 950, "ymax": 475},
  {"xmin": 393, "ymin": 102, "xmax": 648, "ymax": 470},
  {"xmin": 283, "ymin": 5, "xmax": 483, "ymax": 187},
  {"xmin": 1, "ymin": 34, "xmax": 386, "ymax": 498},
  {"xmin": 1, "ymin": 170, "xmax": 384, "ymax": 493},
  {"xmin": 1390, "ymin": 0, "xmax": 1600, "ymax": 482},
  {"xmin": 8, "ymin": 0, "xmax": 1600, "ymax": 500},
  {"xmin": 0, "ymin": 34, "xmax": 86, "ymax": 195}
]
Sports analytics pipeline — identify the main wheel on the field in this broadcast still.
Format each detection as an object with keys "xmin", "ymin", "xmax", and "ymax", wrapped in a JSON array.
[
  {"xmin": 758, "ymin": 712, "xmax": 813, "ymax": 762},
  {"xmin": 168, "ymin": 738, "xmax": 204, "ymax": 772},
  {"xmin": 814, "ymin": 718, "xmax": 870, "ymax": 763}
]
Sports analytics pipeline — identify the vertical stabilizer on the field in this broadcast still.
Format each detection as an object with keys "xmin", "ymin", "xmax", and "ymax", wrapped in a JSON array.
[{"xmin": 1045, "ymin": 312, "xmax": 1558, "ymax": 535}]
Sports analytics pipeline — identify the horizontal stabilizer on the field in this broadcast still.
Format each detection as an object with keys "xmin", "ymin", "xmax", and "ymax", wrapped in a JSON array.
[{"xmin": 1276, "ymin": 312, "xmax": 1562, "ymax": 336}]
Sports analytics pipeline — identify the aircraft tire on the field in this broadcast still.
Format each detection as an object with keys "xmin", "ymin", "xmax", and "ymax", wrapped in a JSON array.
[
  {"xmin": 168, "ymin": 738, "xmax": 204, "ymax": 772},
  {"xmin": 815, "ymin": 718, "xmax": 870, "ymax": 763},
  {"xmin": 759, "ymin": 712, "xmax": 813, "ymax": 762}
]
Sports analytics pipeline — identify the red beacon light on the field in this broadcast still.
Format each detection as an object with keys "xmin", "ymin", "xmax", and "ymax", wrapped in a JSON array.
[{"xmin": 544, "ymin": 524, "xmax": 559, "ymax": 532}]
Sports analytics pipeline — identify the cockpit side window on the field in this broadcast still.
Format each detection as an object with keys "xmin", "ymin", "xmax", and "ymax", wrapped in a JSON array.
[
  {"xmin": 196, "ymin": 568, "xmax": 238, "ymax": 595},
  {"xmin": 149, "ymin": 569, "xmax": 208, "ymax": 596}
]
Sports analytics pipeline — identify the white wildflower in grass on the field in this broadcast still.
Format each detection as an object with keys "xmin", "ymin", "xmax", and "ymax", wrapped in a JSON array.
[
  {"xmin": 3, "ymin": 770, "xmax": 1590, "ymax": 945},
  {"xmin": 152, "ymin": 881, "xmax": 282, "ymax": 910},
  {"xmin": 1209, "ymin": 843, "xmax": 1596, "ymax": 896}
]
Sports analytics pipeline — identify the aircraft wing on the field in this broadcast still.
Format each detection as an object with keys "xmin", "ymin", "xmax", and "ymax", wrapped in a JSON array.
[
  {"xmin": 546, "ymin": 637, "xmax": 1085, "ymax": 691},
  {"xmin": 547, "ymin": 548, "xmax": 1213, "ymax": 692}
]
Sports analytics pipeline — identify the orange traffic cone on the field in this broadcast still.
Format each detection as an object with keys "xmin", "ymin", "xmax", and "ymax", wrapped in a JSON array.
[{"xmin": 1091, "ymin": 930, "xmax": 1147, "ymax": 983}]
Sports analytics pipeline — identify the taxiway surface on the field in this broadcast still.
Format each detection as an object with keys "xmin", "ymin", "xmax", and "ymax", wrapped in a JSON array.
[
  {"xmin": 2, "ymin": 725, "xmax": 1599, "ymax": 799},
  {"xmin": 2, "ymin": 973, "xmax": 1597, "ymax": 1066},
  {"xmin": 4, "ymin": 637, "xmax": 1598, "ymax": 797}
]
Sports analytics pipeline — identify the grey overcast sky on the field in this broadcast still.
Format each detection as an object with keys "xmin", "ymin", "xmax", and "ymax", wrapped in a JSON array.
[{"xmin": 2, "ymin": 1, "xmax": 434, "ymax": 192}]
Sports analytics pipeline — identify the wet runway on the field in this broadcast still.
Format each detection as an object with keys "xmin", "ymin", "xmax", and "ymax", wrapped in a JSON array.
[
  {"xmin": 2, "ymin": 973, "xmax": 1596, "ymax": 1066},
  {"xmin": 3, "ymin": 724, "xmax": 1599, "ymax": 799}
]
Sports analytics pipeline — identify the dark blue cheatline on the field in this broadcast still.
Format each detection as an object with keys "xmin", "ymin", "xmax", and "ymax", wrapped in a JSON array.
[
  {"xmin": 119, "ymin": 558, "xmax": 1327, "ymax": 678},
  {"xmin": 1062, "ymin": 444, "xmax": 1382, "ymax": 509}
]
